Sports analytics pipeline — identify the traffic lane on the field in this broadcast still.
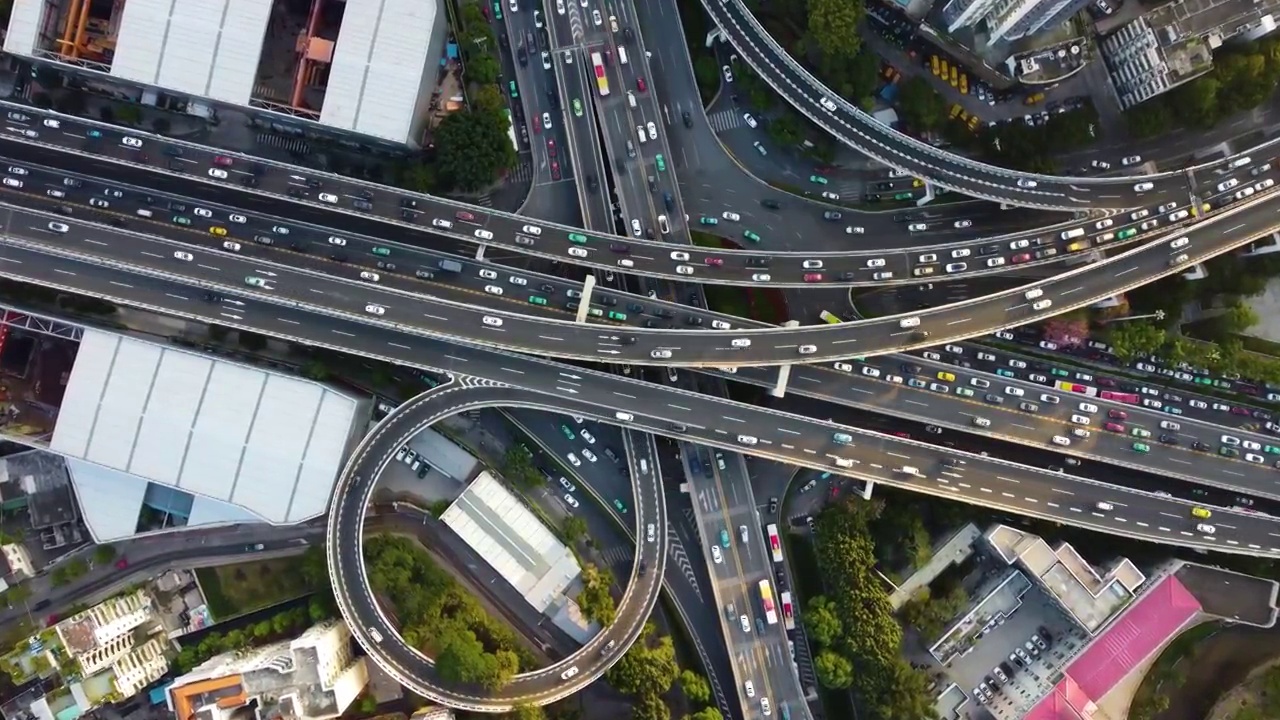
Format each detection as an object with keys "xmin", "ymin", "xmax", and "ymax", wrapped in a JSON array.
[
  {"xmin": 733, "ymin": 358, "xmax": 1280, "ymax": 495},
  {"xmin": 773, "ymin": 392, "xmax": 1279, "ymax": 514},
  {"xmin": 558, "ymin": 58, "xmax": 613, "ymax": 227},
  {"xmin": 10, "ymin": 160, "xmax": 771, "ymax": 333},
  {"xmin": 9, "ymin": 191, "xmax": 1280, "ymax": 368},
  {"xmin": 11, "ymin": 241, "xmax": 1279, "ymax": 556},
  {"xmin": 709, "ymin": 1, "xmax": 1189, "ymax": 209},
  {"xmin": 923, "ymin": 341, "xmax": 1273, "ymax": 431},
  {"xmin": 0, "ymin": 141, "xmax": 1205, "ymax": 286}
]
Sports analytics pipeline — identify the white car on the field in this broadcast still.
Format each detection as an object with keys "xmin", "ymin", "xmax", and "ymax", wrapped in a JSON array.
[
  {"xmin": 195, "ymin": 207, "xmax": 214, "ymax": 218},
  {"xmin": 509, "ymin": 275, "xmax": 527, "ymax": 286},
  {"xmin": 542, "ymin": 51, "xmax": 552, "ymax": 70},
  {"xmin": 568, "ymin": 247, "xmax": 588, "ymax": 257},
  {"xmin": 1070, "ymin": 414, "xmax": 1091, "ymax": 425},
  {"xmin": 630, "ymin": 219, "xmax": 642, "ymax": 236},
  {"xmin": 121, "ymin": 136, "xmax": 143, "ymax": 147},
  {"xmin": 866, "ymin": 258, "xmax": 886, "ymax": 268},
  {"xmin": 432, "ymin": 219, "xmax": 453, "ymax": 229},
  {"xmin": 592, "ymin": 9, "xmax": 602, "ymax": 24},
  {"xmin": 222, "ymin": 241, "xmax": 241, "ymax": 252},
  {"xmin": 365, "ymin": 304, "xmax": 385, "ymax": 315},
  {"xmin": 723, "ymin": 65, "xmax": 734, "ymax": 83},
  {"xmin": 745, "ymin": 681, "xmax": 755, "ymax": 698},
  {"xmin": 484, "ymin": 285, "xmax": 504, "ymax": 295},
  {"xmin": 986, "ymin": 257, "xmax": 1005, "ymax": 268},
  {"xmin": 609, "ymin": 14, "xmax": 618, "ymax": 31},
  {"xmin": 751, "ymin": 273, "xmax": 771, "ymax": 281},
  {"xmin": 1032, "ymin": 299, "xmax": 1053, "ymax": 310},
  {"xmin": 954, "ymin": 219, "xmax": 972, "ymax": 228},
  {"xmin": 819, "ymin": 96, "xmax": 838, "ymax": 112},
  {"xmin": 1121, "ymin": 155, "xmax": 1143, "ymax": 166},
  {"xmin": 952, "ymin": 248, "xmax": 971, "ymax": 258},
  {"xmin": 722, "ymin": 211, "xmax": 740, "ymax": 221},
  {"xmin": 0, "ymin": 178, "xmax": 20, "ymax": 188},
  {"xmin": 1134, "ymin": 182, "xmax": 1153, "ymax": 192},
  {"xmin": 743, "ymin": 113, "xmax": 758, "ymax": 129},
  {"xmin": 522, "ymin": 224, "xmax": 542, "ymax": 236},
  {"xmin": 563, "ymin": 493, "xmax": 579, "ymax": 508},
  {"xmin": 1217, "ymin": 178, "xmax": 1239, "ymax": 192},
  {"xmin": 802, "ymin": 259, "xmax": 823, "ymax": 269},
  {"xmin": 580, "ymin": 429, "xmax": 596, "ymax": 444},
  {"xmin": 740, "ymin": 615, "xmax": 750, "ymax": 632},
  {"xmin": 582, "ymin": 448, "xmax": 597, "ymax": 462},
  {"xmin": 479, "ymin": 269, "xmax": 498, "ymax": 280},
  {"xmin": 270, "ymin": 223, "xmax": 289, "ymax": 233},
  {"xmin": 7, "ymin": 166, "xmax": 27, "ymax": 176},
  {"xmin": 672, "ymin": 251, "xmax": 690, "ymax": 261},
  {"xmin": 846, "ymin": 226, "xmax": 865, "ymax": 234},
  {"xmin": 208, "ymin": 168, "xmax": 228, "ymax": 179},
  {"xmin": 1197, "ymin": 523, "xmax": 1215, "ymax": 534},
  {"xmin": 651, "ymin": 349, "xmax": 672, "ymax": 359},
  {"xmin": 483, "ymin": 316, "xmax": 503, "ymax": 327},
  {"xmin": 1051, "ymin": 435, "xmax": 1071, "ymax": 446},
  {"xmin": 228, "ymin": 214, "xmax": 247, "ymax": 224},
  {"xmin": 172, "ymin": 251, "xmax": 193, "ymax": 261},
  {"xmin": 798, "ymin": 345, "xmax": 817, "ymax": 355},
  {"xmin": 567, "ymin": 453, "xmax": 581, "ymax": 467},
  {"xmin": 1017, "ymin": 178, "xmax": 1038, "ymax": 188},
  {"xmin": 861, "ymin": 367, "xmax": 881, "ymax": 378},
  {"xmin": 821, "ymin": 191, "xmax": 839, "ymax": 201},
  {"xmin": 1095, "ymin": 219, "xmax": 1113, "ymax": 230},
  {"xmin": 647, "ymin": 121, "xmax": 658, "ymax": 140},
  {"xmin": 543, "ymin": 112, "xmax": 553, "ymax": 130},
  {"xmin": 1009, "ymin": 239, "xmax": 1029, "ymax": 250},
  {"xmin": 711, "ymin": 545, "xmax": 723, "ymax": 563},
  {"xmin": 360, "ymin": 271, "xmax": 381, "ymax": 282},
  {"xmin": 47, "ymin": 221, "xmax": 69, "ymax": 233},
  {"xmin": 834, "ymin": 362, "xmax": 853, "ymax": 372},
  {"xmin": 908, "ymin": 223, "xmax": 928, "ymax": 232},
  {"xmin": 711, "ymin": 320, "xmax": 731, "ymax": 330},
  {"xmin": 676, "ymin": 265, "xmax": 694, "ymax": 275}
]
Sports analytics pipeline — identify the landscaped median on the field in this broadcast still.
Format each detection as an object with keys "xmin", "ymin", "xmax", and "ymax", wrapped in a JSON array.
[{"xmin": 691, "ymin": 231, "xmax": 789, "ymax": 325}]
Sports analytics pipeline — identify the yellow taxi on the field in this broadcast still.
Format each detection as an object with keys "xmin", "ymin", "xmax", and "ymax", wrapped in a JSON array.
[
  {"xmin": 1191, "ymin": 507, "xmax": 1212, "ymax": 519},
  {"xmin": 209, "ymin": 226, "xmax": 228, "ymax": 236},
  {"xmin": 937, "ymin": 371, "xmax": 956, "ymax": 382}
]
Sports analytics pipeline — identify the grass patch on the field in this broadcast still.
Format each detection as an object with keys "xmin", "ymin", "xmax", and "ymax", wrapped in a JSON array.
[
  {"xmin": 1129, "ymin": 621, "xmax": 1221, "ymax": 719},
  {"xmin": 196, "ymin": 558, "xmax": 313, "ymax": 620}
]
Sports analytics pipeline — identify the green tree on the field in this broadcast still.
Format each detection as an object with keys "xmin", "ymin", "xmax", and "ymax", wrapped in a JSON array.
[
  {"xmin": 563, "ymin": 515, "xmax": 588, "ymax": 542},
  {"xmin": 813, "ymin": 649, "xmax": 853, "ymax": 688},
  {"xmin": 92, "ymin": 544, "xmax": 117, "ymax": 565},
  {"xmin": 896, "ymin": 77, "xmax": 947, "ymax": 132},
  {"xmin": 501, "ymin": 446, "xmax": 541, "ymax": 489},
  {"xmin": 807, "ymin": 0, "xmax": 864, "ymax": 62},
  {"xmin": 803, "ymin": 595, "xmax": 842, "ymax": 647},
  {"xmin": 694, "ymin": 57, "xmax": 721, "ymax": 98},
  {"xmin": 2, "ymin": 583, "xmax": 31, "ymax": 608},
  {"xmin": 577, "ymin": 564, "xmax": 617, "ymax": 625},
  {"xmin": 679, "ymin": 670, "xmax": 711, "ymax": 706},
  {"xmin": 765, "ymin": 112, "xmax": 804, "ymax": 147},
  {"xmin": 467, "ymin": 54, "xmax": 502, "ymax": 85},
  {"xmin": 508, "ymin": 704, "xmax": 546, "ymax": 720},
  {"xmin": 898, "ymin": 585, "xmax": 968, "ymax": 639},
  {"xmin": 686, "ymin": 709, "xmax": 723, "ymax": 720},
  {"xmin": 471, "ymin": 84, "xmax": 507, "ymax": 115},
  {"xmin": 606, "ymin": 626, "xmax": 679, "ymax": 698},
  {"xmin": 433, "ymin": 108, "xmax": 516, "ymax": 192},
  {"xmin": 1170, "ymin": 76, "xmax": 1221, "ymax": 128},
  {"xmin": 1105, "ymin": 321, "xmax": 1167, "ymax": 361},
  {"xmin": 632, "ymin": 694, "xmax": 670, "ymax": 720}
]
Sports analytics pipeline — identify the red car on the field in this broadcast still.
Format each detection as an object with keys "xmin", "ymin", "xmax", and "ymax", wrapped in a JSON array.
[
  {"xmin": 1011, "ymin": 252, "xmax": 1031, "ymax": 263},
  {"xmin": 551, "ymin": 161, "xmax": 561, "ymax": 180},
  {"xmin": 455, "ymin": 210, "xmax": 476, "ymax": 221},
  {"xmin": 636, "ymin": 76, "xmax": 647, "ymax": 92},
  {"xmin": 704, "ymin": 257, "xmax": 724, "ymax": 266},
  {"xmin": 532, "ymin": 116, "xmax": 541, "ymax": 133},
  {"xmin": 1104, "ymin": 422, "xmax": 1125, "ymax": 433},
  {"xmin": 547, "ymin": 140, "xmax": 556, "ymax": 157},
  {"xmin": 213, "ymin": 156, "xmax": 233, "ymax": 167},
  {"xmin": 803, "ymin": 272, "xmax": 823, "ymax": 282},
  {"xmin": 1108, "ymin": 409, "xmax": 1127, "ymax": 420}
]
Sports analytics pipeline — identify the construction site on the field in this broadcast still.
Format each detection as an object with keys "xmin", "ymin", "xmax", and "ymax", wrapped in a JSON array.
[{"xmin": 3, "ymin": 0, "xmax": 448, "ymax": 145}]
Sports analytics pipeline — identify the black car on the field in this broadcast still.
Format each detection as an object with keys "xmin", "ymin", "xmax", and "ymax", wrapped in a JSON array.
[
  {"xmin": 202, "ymin": 291, "xmax": 224, "ymax": 303},
  {"xmin": 287, "ymin": 187, "xmax": 305, "ymax": 198},
  {"xmin": 1159, "ymin": 434, "xmax": 1179, "ymax": 445},
  {"xmin": 760, "ymin": 199, "xmax": 781, "ymax": 209},
  {"xmin": 539, "ymin": 283, "xmax": 555, "ymax": 294},
  {"xmin": 586, "ymin": 175, "xmax": 599, "ymax": 193},
  {"xmin": 1192, "ymin": 441, "xmax": 1211, "ymax": 451},
  {"xmin": 747, "ymin": 257, "xmax": 770, "ymax": 267},
  {"xmin": 901, "ymin": 363, "xmax": 922, "ymax": 374},
  {"xmin": 682, "ymin": 111, "xmax": 692, "ymax": 128},
  {"xmin": 240, "ymin": 175, "xmax": 259, "ymax": 187},
  {"xmin": 400, "ymin": 198, "xmax": 418, "ymax": 209}
]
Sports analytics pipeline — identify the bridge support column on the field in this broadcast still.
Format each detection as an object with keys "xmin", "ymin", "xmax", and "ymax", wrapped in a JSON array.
[
  {"xmin": 858, "ymin": 480, "xmax": 875, "ymax": 500},
  {"xmin": 916, "ymin": 183, "xmax": 936, "ymax": 206},
  {"xmin": 705, "ymin": 28, "xmax": 723, "ymax": 47},
  {"xmin": 474, "ymin": 245, "xmax": 486, "ymax": 260},
  {"xmin": 769, "ymin": 320, "xmax": 799, "ymax": 398},
  {"xmin": 574, "ymin": 274, "xmax": 597, "ymax": 324}
]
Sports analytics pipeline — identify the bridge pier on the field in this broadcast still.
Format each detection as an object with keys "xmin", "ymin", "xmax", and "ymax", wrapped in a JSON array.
[
  {"xmin": 474, "ymin": 244, "xmax": 486, "ymax": 260},
  {"xmin": 574, "ymin": 274, "xmax": 597, "ymax": 324},
  {"xmin": 769, "ymin": 320, "xmax": 799, "ymax": 398}
]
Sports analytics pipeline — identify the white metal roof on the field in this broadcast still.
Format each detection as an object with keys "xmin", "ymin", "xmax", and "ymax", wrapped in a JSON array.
[
  {"xmin": 51, "ymin": 330, "xmax": 361, "ymax": 524},
  {"xmin": 111, "ymin": 0, "xmax": 271, "ymax": 106},
  {"xmin": 320, "ymin": 0, "xmax": 439, "ymax": 143},
  {"xmin": 3, "ymin": 0, "xmax": 45, "ymax": 56},
  {"xmin": 441, "ymin": 472, "xmax": 581, "ymax": 612}
]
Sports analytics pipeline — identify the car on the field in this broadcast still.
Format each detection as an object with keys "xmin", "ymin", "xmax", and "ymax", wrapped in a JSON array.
[
  {"xmin": 1017, "ymin": 178, "xmax": 1038, "ymax": 188},
  {"xmin": 711, "ymin": 545, "xmax": 722, "ymax": 563},
  {"xmin": 908, "ymin": 223, "xmax": 928, "ymax": 232},
  {"xmin": 954, "ymin": 219, "xmax": 972, "ymax": 228},
  {"xmin": 847, "ymin": 225, "xmax": 865, "ymax": 234},
  {"xmin": 591, "ymin": 8, "xmax": 602, "ymax": 24},
  {"xmin": 1197, "ymin": 523, "xmax": 1216, "ymax": 534},
  {"xmin": 363, "ymin": 303, "xmax": 386, "ymax": 315},
  {"xmin": 1052, "ymin": 435, "xmax": 1071, "ymax": 446},
  {"xmin": 723, "ymin": 65, "xmax": 734, "ymax": 82},
  {"xmin": 636, "ymin": 76, "xmax": 647, "ymax": 92},
  {"xmin": 739, "ymin": 615, "xmax": 751, "ymax": 632},
  {"xmin": 1122, "ymin": 155, "xmax": 1143, "ymax": 166}
]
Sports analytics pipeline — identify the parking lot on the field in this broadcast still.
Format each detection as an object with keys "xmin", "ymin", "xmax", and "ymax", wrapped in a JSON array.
[{"xmin": 938, "ymin": 588, "xmax": 1088, "ymax": 718}]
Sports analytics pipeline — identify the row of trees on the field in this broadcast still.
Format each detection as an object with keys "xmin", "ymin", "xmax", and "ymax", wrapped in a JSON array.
[
  {"xmin": 576, "ymin": 563, "xmax": 617, "ymax": 625},
  {"xmin": 399, "ymin": 0, "xmax": 516, "ymax": 194},
  {"xmin": 174, "ymin": 601, "xmax": 329, "ymax": 673},
  {"xmin": 804, "ymin": 500, "xmax": 935, "ymax": 719},
  {"xmin": 1128, "ymin": 36, "xmax": 1280, "ymax": 139},
  {"xmin": 603, "ymin": 623, "xmax": 681, "ymax": 720},
  {"xmin": 363, "ymin": 534, "xmax": 535, "ymax": 689}
]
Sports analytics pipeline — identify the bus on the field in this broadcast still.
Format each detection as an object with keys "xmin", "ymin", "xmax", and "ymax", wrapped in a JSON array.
[
  {"xmin": 503, "ymin": 109, "xmax": 519, "ymax": 153},
  {"xmin": 766, "ymin": 523, "xmax": 783, "ymax": 563},
  {"xmin": 1100, "ymin": 390, "xmax": 1140, "ymax": 404},
  {"xmin": 1054, "ymin": 381, "xmax": 1095, "ymax": 397},
  {"xmin": 758, "ymin": 579, "xmax": 778, "ymax": 625},
  {"xmin": 780, "ymin": 591, "xmax": 795, "ymax": 630},
  {"xmin": 819, "ymin": 310, "xmax": 842, "ymax": 324},
  {"xmin": 591, "ymin": 52, "xmax": 610, "ymax": 96}
]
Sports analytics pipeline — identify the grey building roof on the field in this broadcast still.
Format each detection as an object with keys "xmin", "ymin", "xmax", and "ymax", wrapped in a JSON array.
[{"xmin": 51, "ymin": 330, "xmax": 362, "ymax": 525}]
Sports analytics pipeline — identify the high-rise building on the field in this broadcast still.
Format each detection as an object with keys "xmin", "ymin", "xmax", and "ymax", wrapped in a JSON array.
[
  {"xmin": 166, "ymin": 620, "xmax": 369, "ymax": 720},
  {"xmin": 941, "ymin": 0, "xmax": 1093, "ymax": 45}
]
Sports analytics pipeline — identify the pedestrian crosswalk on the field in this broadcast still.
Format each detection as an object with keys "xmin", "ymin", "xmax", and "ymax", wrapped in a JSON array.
[
  {"xmin": 508, "ymin": 160, "xmax": 533, "ymax": 184},
  {"xmin": 256, "ymin": 132, "xmax": 311, "ymax": 155},
  {"xmin": 706, "ymin": 108, "xmax": 746, "ymax": 133}
]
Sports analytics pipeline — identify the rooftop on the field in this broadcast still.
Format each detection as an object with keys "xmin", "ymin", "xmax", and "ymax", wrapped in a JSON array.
[
  {"xmin": 987, "ymin": 524, "xmax": 1143, "ymax": 632},
  {"xmin": 441, "ymin": 472, "xmax": 582, "ymax": 612},
  {"xmin": 50, "ymin": 330, "xmax": 363, "ymax": 532}
]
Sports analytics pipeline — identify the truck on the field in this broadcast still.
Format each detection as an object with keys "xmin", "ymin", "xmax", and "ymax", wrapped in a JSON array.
[{"xmin": 438, "ymin": 259, "xmax": 463, "ymax": 273}]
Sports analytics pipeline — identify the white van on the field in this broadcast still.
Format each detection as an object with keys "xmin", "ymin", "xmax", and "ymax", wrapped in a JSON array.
[
  {"xmin": 834, "ymin": 457, "xmax": 853, "ymax": 468},
  {"xmin": 1060, "ymin": 227, "xmax": 1086, "ymax": 240},
  {"xmin": 639, "ymin": 458, "xmax": 649, "ymax": 474},
  {"xmin": 636, "ymin": 126, "xmax": 647, "ymax": 144},
  {"xmin": 628, "ymin": 91, "xmax": 637, "ymax": 108},
  {"xmin": 615, "ymin": 411, "xmax": 634, "ymax": 422},
  {"xmin": 135, "ymin": 208, "xmax": 154, "ymax": 218},
  {"xmin": 618, "ymin": 47, "xmax": 629, "ymax": 65}
]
